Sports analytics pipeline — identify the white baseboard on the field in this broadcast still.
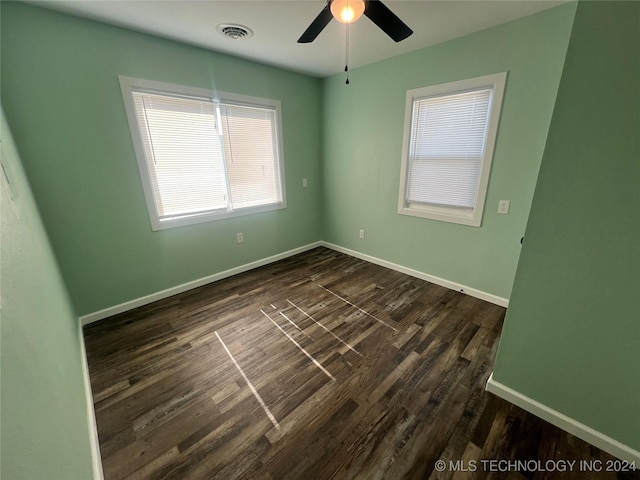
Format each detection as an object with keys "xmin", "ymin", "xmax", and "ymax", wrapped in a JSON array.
[
  {"xmin": 78, "ymin": 323, "xmax": 104, "ymax": 480},
  {"xmin": 486, "ymin": 373, "xmax": 640, "ymax": 464},
  {"xmin": 80, "ymin": 242, "xmax": 322, "ymax": 325},
  {"xmin": 80, "ymin": 240, "xmax": 508, "ymax": 325},
  {"xmin": 320, "ymin": 241, "xmax": 509, "ymax": 308}
]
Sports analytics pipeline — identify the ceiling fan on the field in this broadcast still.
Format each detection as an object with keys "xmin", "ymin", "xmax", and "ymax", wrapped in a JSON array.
[{"xmin": 297, "ymin": 0, "xmax": 413, "ymax": 44}]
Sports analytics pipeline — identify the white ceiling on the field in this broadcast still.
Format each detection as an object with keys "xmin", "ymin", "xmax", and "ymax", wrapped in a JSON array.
[{"xmin": 30, "ymin": 0, "xmax": 566, "ymax": 77}]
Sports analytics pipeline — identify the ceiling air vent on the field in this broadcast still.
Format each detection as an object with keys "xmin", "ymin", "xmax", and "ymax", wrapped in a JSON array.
[{"xmin": 216, "ymin": 24, "xmax": 253, "ymax": 40}]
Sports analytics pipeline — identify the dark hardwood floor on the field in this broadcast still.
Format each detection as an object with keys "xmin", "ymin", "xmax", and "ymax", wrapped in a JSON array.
[{"xmin": 84, "ymin": 247, "xmax": 638, "ymax": 480}]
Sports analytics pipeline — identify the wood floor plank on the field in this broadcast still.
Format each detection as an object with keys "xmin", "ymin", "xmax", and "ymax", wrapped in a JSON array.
[{"xmin": 84, "ymin": 247, "xmax": 638, "ymax": 480}]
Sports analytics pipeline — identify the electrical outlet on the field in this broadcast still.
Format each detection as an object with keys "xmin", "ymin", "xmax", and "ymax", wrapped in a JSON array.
[
  {"xmin": 498, "ymin": 200, "xmax": 510, "ymax": 215},
  {"xmin": 236, "ymin": 232, "xmax": 244, "ymax": 243},
  {"xmin": 302, "ymin": 178, "xmax": 308, "ymax": 188},
  {"xmin": 359, "ymin": 229, "xmax": 365, "ymax": 239}
]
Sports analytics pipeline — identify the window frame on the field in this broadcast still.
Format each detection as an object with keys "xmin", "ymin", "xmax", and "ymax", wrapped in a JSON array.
[
  {"xmin": 397, "ymin": 72, "xmax": 507, "ymax": 227},
  {"xmin": 119, "ymin": 76, "xmax": 286, "ymax": 231}
]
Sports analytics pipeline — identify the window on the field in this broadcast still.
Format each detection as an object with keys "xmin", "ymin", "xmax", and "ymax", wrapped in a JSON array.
[
  {"xmin": 119, "ymin": 76, "xmax": 286, "ymax": 230},
  {"xmin": 398, "ymin": 72, "xmax": 507, "ymax": 226}
]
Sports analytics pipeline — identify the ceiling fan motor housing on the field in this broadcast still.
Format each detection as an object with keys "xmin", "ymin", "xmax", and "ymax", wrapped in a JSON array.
[{"xmin": 297, "ymin": 0, "xmax": 413, "ymax": 44}]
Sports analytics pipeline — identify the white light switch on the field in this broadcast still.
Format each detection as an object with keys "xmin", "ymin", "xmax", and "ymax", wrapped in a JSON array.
[
  {"xmin": 498, "ymin": 200, "xmax": 510, "ymax": 214},
  {"xmin": 302, "ymin": 178, "xmax": 308, "ymax": 188}
]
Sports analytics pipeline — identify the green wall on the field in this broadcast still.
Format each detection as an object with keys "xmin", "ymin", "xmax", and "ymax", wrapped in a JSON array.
[
  {"xmin": 1, "ymin": 2, "xmax": 323, "ymax": 317},
  {"xmin": 13, "ymin": 0, "xmax": 640, "ymax": 474},
  {"xmin": 491, "ymin": 1, "xmax": 640, "ymax": 451},
  {"xmin": 1, "ymin": 111, "xmax": 97, "ymax": 478},
  {"xmin": 322, "ymin": 3, "xmax": 576, "ymax": 301},
  {"xmin": 1, "ymin": 2, "xmax": 578, "ymax": 315}
]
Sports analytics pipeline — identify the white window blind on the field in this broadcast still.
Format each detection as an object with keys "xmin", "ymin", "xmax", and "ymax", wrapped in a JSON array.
[
  {"xmin": 398, "ymin": 73, "xmax": 507, "ymax": 227},
  {"xmin": 132, "ymin": 92, "xmax": 228, "ymax": 218},
  {"xmin": 219, "ymin": 104, "xmax": 281, "ymax": 210},
  {"xmin": 407, "ymin": 88, "xmax": 491, "ymax": 208},
  {"xmin": 120, "ymin": 77, "xmax": 285, "ymax": 230}
]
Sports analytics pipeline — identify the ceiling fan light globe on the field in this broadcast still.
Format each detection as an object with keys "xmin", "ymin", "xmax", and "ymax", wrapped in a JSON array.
[{"xmin": 330, "ymin": 0, "xmax": 365, "ymax": 24}]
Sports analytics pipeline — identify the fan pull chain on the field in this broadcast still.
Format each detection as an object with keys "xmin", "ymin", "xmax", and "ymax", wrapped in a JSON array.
[{"xmin": 345, "ymin": 21, "xmax": 350, "ymax": 85}]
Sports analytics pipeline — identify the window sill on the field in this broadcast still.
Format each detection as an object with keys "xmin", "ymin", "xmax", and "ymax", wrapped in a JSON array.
[
  {"xmin": 151, "ymin": 202, "xmax": 287, "ymax": 231},
  {"xmin": 397, "ymin": 203, "xmax": 482, "ymax": 227}
]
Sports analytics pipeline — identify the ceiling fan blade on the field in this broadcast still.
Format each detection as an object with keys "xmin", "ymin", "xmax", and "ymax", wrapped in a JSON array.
[
  {"xmin": 298, "ymin": 4, "xmax": 333, "ymax": 43},
  {"xmin": 364, "ymin": 0, "xmax": 413, "ymax": 42}
]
